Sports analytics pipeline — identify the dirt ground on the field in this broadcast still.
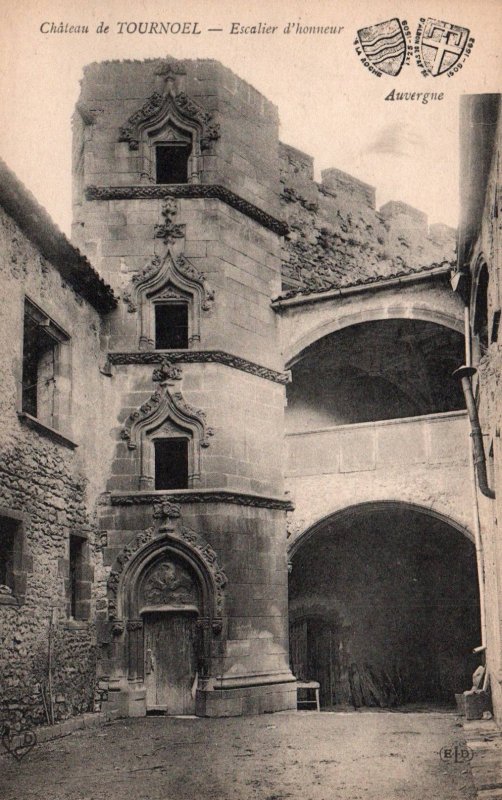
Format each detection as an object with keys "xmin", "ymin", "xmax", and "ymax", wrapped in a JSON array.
[{"xmin": 0, "ymin": 709, "xmax": 477, "ymax": 800}]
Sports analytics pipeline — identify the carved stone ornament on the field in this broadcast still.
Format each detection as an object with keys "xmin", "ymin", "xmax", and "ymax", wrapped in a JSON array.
[
  {"xmin": 106, "ymin": 513, "xmax": 227, "ymax": 620},
  {"xmin": 176, "ymin": 256, "xmax": 215, "ymax": 310},
  {"xmin": 154, "ymin": 199, "xmax": 186, "ymax": 246},
  {"xmin": 121, "ymin": 247, "xmax": 214, "ymax": 350},
  {"xmin": 153, "ymin": 501, "xmax": 182, "ymax": 520},
  {"xmin": 118, "ymin": 68, "xmax": 220, "ymax": 153},
  {"xmin": 141, "ymin": 559, "xmax": 198, "ymax": 607},
  {"xmin": 111, "ymin": 620, "xmax": 125, "ymax": 636},
  {"xmin": 120, "ymin": 385, "xmax": 213, "ymax": 450},
  {"xmin": 152, "ymin": 357, "xmax": 183, "ymax": 383},
  {"xmin": 126, "ymin": 619, "xmax": 143, "ymax": 632}
]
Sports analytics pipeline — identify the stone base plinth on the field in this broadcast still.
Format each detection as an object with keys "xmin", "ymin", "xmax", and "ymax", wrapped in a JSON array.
[{"xmin": 196, "ymin": 679, "xmax": 297, "ymax": 717}]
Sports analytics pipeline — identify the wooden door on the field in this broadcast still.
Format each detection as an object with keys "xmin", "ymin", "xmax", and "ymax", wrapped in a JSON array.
[
  {"xmin": 144, "ymin": 611, "xmax": 198, "ymax": 715},
  {"xmin": 290, "ymin": 617, "xmax": 352, "ymax": 708}
]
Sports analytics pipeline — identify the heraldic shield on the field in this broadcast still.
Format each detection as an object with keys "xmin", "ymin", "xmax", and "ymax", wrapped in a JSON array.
[
  {"xmin": 357, "ymin": 18, "xmax": 407, "ymax": 77},
  {"xmin": 419, "ymin": 18, "xmax": 470, "ymax": 76}
]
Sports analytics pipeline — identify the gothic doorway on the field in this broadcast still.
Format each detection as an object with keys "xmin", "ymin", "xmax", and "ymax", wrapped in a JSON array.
[
  {"xmin": 104, "ymin": 508, "xmax": 227, "ymax": 719},
  {"xmin": 140, "ymin": 554, "xmax": 201, "ymax": 715},
  {"xmin": 289, "ymin": 503, "xmax": 481, "ymax": 709}
]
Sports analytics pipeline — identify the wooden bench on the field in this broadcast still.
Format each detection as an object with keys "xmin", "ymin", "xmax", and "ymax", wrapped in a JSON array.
[{"xmin": 296, "ymin": 680, "xmax": 320, "ymax": 711}]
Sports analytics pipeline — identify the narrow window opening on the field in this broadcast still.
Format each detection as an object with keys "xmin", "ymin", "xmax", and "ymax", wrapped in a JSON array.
[
  {"xmin": 491, "ymin": 309, "xmax": 501, "ymax": 343},
  {"xmin": 22, "ymin": 315, "xmax": 57, "ymax": 421},
  {"xmin": 0, "ymin": 518, "xmax": 16, "ymax": 593},
  {"xmin": 21, "ymin": 299, "xmax": 69, "ymax": 430},
  {"xmin": 154, "ymin": 438, "xmax": 189, "ymax": 490},
  {"xmin": 155, "ymin": 303, "xmax": 189, "ymax": 350},
  {"xmin": 473, "ymin": 265, "xmax": 489, "ymax": 355},
  {"xmin": 156, "ymin": 144, "xmax": 191, "ymax": 184},
  {"xmin": 69, "ymin": 535, "xmax": 84, "ymax": 618}
]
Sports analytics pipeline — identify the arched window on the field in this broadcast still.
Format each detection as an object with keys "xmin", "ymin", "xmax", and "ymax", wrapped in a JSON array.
[
  {"xmin": 118, "ymin": 76, "xmax": 220, "ymax": 186},
  {"xmin": 120, "ymin": 385, "xmax": 213, "ymax": 491},
  {"xmin": 123, "ymin": 249, "xmax": 214, "ymax": 351}
]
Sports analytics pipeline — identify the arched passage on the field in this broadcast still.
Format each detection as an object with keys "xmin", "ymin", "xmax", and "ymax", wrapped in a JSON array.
[
  {"xmin": 288, "ymin": 503, "xmax": 481, "ymax": 709},
  {"xmin": 283, "ymin": 301, "xmax": 464, "ymax": 367}
]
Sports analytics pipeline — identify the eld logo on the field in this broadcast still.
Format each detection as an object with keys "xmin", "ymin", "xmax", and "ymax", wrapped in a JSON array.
[{"xmin": 439, "ymin": 743, "xmax": 474, "ymax": 764}]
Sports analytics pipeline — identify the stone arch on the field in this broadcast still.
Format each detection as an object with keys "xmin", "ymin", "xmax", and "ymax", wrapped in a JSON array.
[
  {"xmin": 120, "ymin": 536, "xmax": 220, "ymax": 624},
  {"xmin": 285, "ymin": 304, "xmax": 464, "ymax": 367},
  {"xmin": 287, "ymin": 499, "xmax": 480, "ymax": 707},
  {"xmin": 106, "ymin": 506, "xmax": 227, "ymax": 684},
  {"xmin": 288, "ymin": 500, "xmax": 475, "ymax": 559}
]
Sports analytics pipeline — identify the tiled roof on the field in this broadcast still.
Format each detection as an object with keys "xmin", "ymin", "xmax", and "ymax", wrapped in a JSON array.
[{"xmin": 275, "ymin": 261, "xmax": 454, "ymax": 302}]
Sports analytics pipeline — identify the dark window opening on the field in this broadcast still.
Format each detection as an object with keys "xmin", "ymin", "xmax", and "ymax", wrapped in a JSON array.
[
  {"xmin": 0, "ymin": 518, "xmax": 16, "ymax": 592},
  {"xmin": 154, "ymin": 438, "xmax": 189, "ymax": 490},
  {"xmin": 69, "ymin": 535, "xmax": 84, "ymax": 619},
  {"xmin": 491, "ymin": 309, "xmax": 501, "ymax": 343},
  {"xmin": 474, "ymin": 265, "xmax": 489, "ymax": 355},
  {"xmin": 155, "ymin": 303, "xmax": 189, "ymax": 350},
  {"xmin": 156, "ymin": 144, "xmax": 191, "ymax": 184},
  {"xmin": 22, "ymin": 314, "xmax": 57, "ymax": 419}
]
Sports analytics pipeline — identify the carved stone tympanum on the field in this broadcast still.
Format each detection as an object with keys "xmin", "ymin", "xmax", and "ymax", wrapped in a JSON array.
[{"xmin": 141, "ymin": 558, "xmax": 199, "ymax": 607}]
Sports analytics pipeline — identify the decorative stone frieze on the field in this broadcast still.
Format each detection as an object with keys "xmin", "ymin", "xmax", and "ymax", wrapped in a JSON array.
[
  {"xmin": 107, "ymin": 349, "xmax": 291, "ymax": 384},
  {"xmin": 85, "ymin": 184, "xmax": 289, "ymax": 235},
  {"xmin": 109, "ymin": 490, "xmax": 295, "ymax": 511}
]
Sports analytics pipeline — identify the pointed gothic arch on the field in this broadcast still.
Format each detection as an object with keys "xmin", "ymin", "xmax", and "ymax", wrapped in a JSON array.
[
  {"xmin": 121, "ymin": 384, "xmax": 214, "ymax": 490},
  {"xmin": 123, "ymin": 245, "xmax": 214, "ymax": 350},
  {"xmin": 118, "ymin": 70, "xmax": 220, "ymax": 184},
  {"xmin": 106, "ymin": 504, "xmax": 227, "ymax": 691}
]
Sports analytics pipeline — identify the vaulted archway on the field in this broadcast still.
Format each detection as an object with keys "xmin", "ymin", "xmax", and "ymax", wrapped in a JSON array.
[
  {"xmin": 286, "ymin": 318, "xmax": 465, "ymax": 432},
  {"xmin": 288, "ymin": 502, "xmax": 481, "ymax": 709}
]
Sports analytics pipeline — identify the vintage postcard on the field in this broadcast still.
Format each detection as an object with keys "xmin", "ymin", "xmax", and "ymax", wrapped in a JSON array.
[{"xmin": 0, "ymin": 0, "xmax": 501, "ymax": 798}]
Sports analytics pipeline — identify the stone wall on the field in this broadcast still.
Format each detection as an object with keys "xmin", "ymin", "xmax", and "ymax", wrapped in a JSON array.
[
  {"xmin": 285, "ymin": 412, "xmax": 475, "ymax": 547},
  {"xmin": 467, "ymin": 102, "xmax": 502, "ymax": 721},
  {"xmin": 279, "ymin": 142, "xmax": 456, "ymax": 293},
  {"xmin": 0, "ymin": 205, "xmax": 106, "ymax": 729}
]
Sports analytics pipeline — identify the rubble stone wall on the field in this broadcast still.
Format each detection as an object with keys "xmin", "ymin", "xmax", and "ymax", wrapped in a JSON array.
[
  {"xmin": 0, "ymin": 206, "xmax": 106, "ymax": 729},
  {"xmin": 469, "ymin": 105, "xmax": 502, "ymax": 721},
  {"xmin": 279, "ymin": 142, "xmax": 456, "ymax": 293}
]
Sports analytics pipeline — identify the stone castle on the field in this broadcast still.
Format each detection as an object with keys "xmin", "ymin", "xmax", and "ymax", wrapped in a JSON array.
[{"xmin": 1, "ymin": 59, "xmax": 501, "ymax": 727}]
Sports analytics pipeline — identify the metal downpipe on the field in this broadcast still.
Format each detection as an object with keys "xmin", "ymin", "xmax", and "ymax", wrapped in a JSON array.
[{"xmin": 453, "ymin": 365, "xmax": 496, "ymax": 500}]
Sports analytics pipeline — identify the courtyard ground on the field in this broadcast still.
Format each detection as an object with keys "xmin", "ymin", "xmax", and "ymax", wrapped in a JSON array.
[{"xmin": 0, "ymin": 708, "xmax": 479, "ymax": 800}]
